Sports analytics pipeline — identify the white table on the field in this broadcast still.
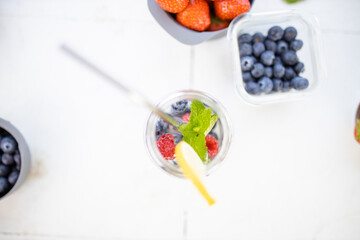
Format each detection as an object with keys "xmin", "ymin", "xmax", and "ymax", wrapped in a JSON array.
[{"xmin": 0, "ymin": 0, "xmax": 360, "ymax": 239}]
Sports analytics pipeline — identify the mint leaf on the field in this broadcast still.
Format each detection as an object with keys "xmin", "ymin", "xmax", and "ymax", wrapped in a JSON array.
[
  {"xmin": 178, "ymin": 100, "xmax": 218, "ymax": 163},
  {"xmin": 205, "ymin": 114, "xmax": 219, "ymax": 136}
]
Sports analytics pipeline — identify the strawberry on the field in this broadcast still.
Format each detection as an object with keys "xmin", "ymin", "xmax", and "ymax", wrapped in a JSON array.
[
  {"xmin": 207, "ymin": 16, "xmax": 230, "ymax": 31},
  {"xmin": 214, "ymin": 0, "xmax": 250, "ymax": 20},
  {"xmin": 176, "ymin": 0, "xmax": 211, "ymax": 32},
  {"xmin": 155, "ymin": 0, "xmax": 189, "ymax": 13},
  {"xmin": 355, "ymin": 119, "xmax": 360, "ymax": 144}
]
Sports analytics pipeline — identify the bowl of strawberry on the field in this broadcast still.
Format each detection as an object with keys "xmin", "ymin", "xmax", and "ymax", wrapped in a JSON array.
[
  {"xmin": 148, "ymin": 0, "xmax": 254, "ymax": 45},
  {"xmin": 0, "ymin": 118, "xmax": 31, "ymax": 200}
]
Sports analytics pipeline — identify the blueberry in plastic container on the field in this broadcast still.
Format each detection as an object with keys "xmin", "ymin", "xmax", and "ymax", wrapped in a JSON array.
[
  {"xmin": 283, "ymin": 27, "xmax": 297, "ymax": 42},
  {"xmin": 281, "ymin": 50, "xmax": 299, "ymax": 66},
  {"xmin": 272, "ymin": 79, "xmax": 283, "ymax": 92},
  {"xmin": 291, "ymin": 77, "xmax": 309, "ymax": 90},
  {"xmin": 264, "ymin": 39, "xmax": 277, "ymax": 53},
  {"xmin": 258, "ymin": 77, "xmax": 273, "ymax": 94},
  {"xmin": 242, "ymin": 72, "xmax": 254, "ymax": 83},
  {"xmin": 252, "ymin": 32, "xmax": 265, "ymax": 43},
  {"xmin": 260, "ymin": 50, "xmax": 275, "ymax": 66},
  {"xmin": 276, "ymin": 40, "xmax": 288, "ymax": 55},
  {"xmin": 294, "ymin": 62, "xmax": 305, "ymax": 74},
  {"xmin": 273, "ymin": 63, "xmax": 285, "ymax": 79},
  {"xmin": 290, "ymin": 39, "xmax": 303, "ymax": 51},
  {"xmin": 284, "ymin": 67, "xmax": 297, "ymax": 81},
  {"xmin": 240, "ymin": 56, "xmax": 255, "ymax": 71},
  {"xmin": 245, "ymin": 81, "xmax": 261, "ymax": 95},
  {"xmin": 253, "ymin": 42, "xmax": 265, "ymax": 57},
  {"xmin": 268, "ymin": 26, "xmax": 284, "ymax": 41},
  {"xmin": 282, "ymin": 81, "xmax": 291, "ymax": 92},
  {"xmin": 264, "ymin": 67, "xmax": 273, "ymax": 78},
  {"xmin": 239, "ymin": 43, "xmax": 253, "ymax": 56},
  {"xmin": 251, "ymin": 63, "xmax": 265, "ymax": 78},
  {"xmin": 238, "ymin": 33, "xmax": 252, "ymax": 44}
]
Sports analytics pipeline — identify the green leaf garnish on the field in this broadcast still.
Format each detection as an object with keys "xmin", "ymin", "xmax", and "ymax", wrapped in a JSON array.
[{"xmin": 178, "ymin": 100, "xmax": 218, "ymax": 163}]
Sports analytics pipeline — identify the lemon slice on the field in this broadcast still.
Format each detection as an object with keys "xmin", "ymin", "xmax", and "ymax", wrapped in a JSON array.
[{"xmin": 175, "ymin": 141, "xmax": 215, "ymax": 206}]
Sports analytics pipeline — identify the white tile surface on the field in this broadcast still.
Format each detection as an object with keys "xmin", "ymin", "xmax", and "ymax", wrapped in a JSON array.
[{"xmin": 0, "ymin": 0, "xmax": 360, "ymax": 239}]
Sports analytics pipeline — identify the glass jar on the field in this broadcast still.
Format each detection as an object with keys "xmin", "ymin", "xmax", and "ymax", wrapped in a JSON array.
[{"xmin": 145, "ymin": 90, "xmax": 232, "ymax": 178}]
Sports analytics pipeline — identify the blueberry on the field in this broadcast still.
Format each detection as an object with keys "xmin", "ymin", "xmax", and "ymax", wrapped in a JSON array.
[
  {"xmin": 281, "ymin": 50, "xmax": 298, "ymax": 66},
  {"xmin": 294, "ymin": 62, "xmax": 305, "ymax": 74},
  {"xmin": 155, "ymin": 119, "xmax": 169, "ymax": 139},
  {"xmin": 282, "ymin": 81, "xmax": 291, "ymax": 92},
  {"xmin": 284, "ymin": 67, "xmax": 297, "ymax": 81},
  {"xmin": 239, "ymin": 43, "xmax": 252, "ymax": 56},
  {"xmin": 0, "ymin": 165, "xmax": 10, "ymax": 177},
  {"xmin": 274, "ymin": 56, "xmax": 282, "ymax": 65},
  {"xmin": 171, "ymin": 100, "xmax": 188, "ymax": 114},
  {"xmin": 273, "ymin": 63, "xmax": 285, "ymax": 78},
  {"xmin": 240, "ymin": 56, "xmax": 255, "ymax": 71},
  {"xmin": 264, "ymin": 67, "xmax": 273, "ymax": 78},
  {"xmin": 1, "ymin": 153, "xmax": 14, "ymax": 166},
  {"xmin": 209, "ymin": 132, "xmax": 218, "ymax": 140},
  {"xmin": 253, "ymin": 42, "xmax": 266, "ymax": 58},
  {"xmin": 238, "ymin": 33, "xmax": 252, "ymax": 44},
  {"xmin": 291, "ymin": 77, "xmax": 309, "ymax": 90},
  {"xmin": 0, "ymin": 177, "xmax": 10, "ymax": 194},
  {"xmin": 13, "ymin": 153, "xmax": 21, "ymax": 165},
  {"xmin": 242, "ymin": 72, "xmax": 254, "ymax": 83},
  {"xmin": 272, "ymin": 79, "xmax": 283, "ymax": 91},
  {"xmin": 268, "ymin": 26, "xmax": 284, "ymax": 41},
  {"xmin": 0, "ymin": 137, "xmax": 16, "ymax": 154},
  {"xmin": 245, "ymin": 81, "xmax": 261, "ymax": 95},
  {"xmin": 258, "ymin": 77, "xmax": 273, "ymax": 94},
  {"xmin": 252, "ymin": 32, "xmax": 265, "ymax": 43},
  {"xmin": 8, "ymin": 171, "xmax": 19, "ymax": 185},
  {"xmin": 260, "ymin": 50, "xmax": 275, "ymax": 66},
  {"xmin": 283, "ymin": 27, "xmax": 297, "ymax": 42},
  {"xmin": 251, "ymin": 63, "xmax": 265, "ymax": 78},
  {"xmin": 264, "ymin": 39, "xmax": 277, "ymax": 52},
  {"xmin": 276, "ymin": 40, "xmax": 288, "ymax": 55},
  {"xmin": 290, "ymin": 39, "xmax": 303, "ymax": 51}
]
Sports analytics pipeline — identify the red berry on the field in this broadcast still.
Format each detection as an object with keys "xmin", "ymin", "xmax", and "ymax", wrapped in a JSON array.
[
  {"xmin": 157, "ymin": 134, "xmax": 176, "ymax": 160},
  {"xmin": 205, "ymin": 135, "xmax": 219, "ymax": 158},
  {"xmin": 176, "ymin": 0, "xmax": 211, "ymax": 32},
  {"xmin": 214, "ymin": 0, "xmax": 250, "ymax": 20},
  {"xmin": 182, "ymin": 112, "xmax": 191, "ymax": 123},
  {"xmin": 155, "ymin": 0, "xmax": 189, "ymax": 13}
]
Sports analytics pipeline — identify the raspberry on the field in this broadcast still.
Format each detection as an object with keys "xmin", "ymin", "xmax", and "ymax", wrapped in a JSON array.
[
  {"xmin": 157, "ymin": 134, "xmax": 176, "ymax": 160},
  {"xmin": 205, "ymin": 135, "xmax": 219, "ymax": 158},
  {"xmin": 182, "ymin": 113, "xmax": 191, "ymax": 123}
]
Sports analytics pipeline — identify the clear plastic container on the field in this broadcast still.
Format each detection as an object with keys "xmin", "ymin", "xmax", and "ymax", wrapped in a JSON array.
[
  {"xmin": 227, "ymin": 10, "xmax": 326, "ymax": 105},
  {"xmin": 145, "ymin": 90, "xmax": 232, "ymax": 178}
]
